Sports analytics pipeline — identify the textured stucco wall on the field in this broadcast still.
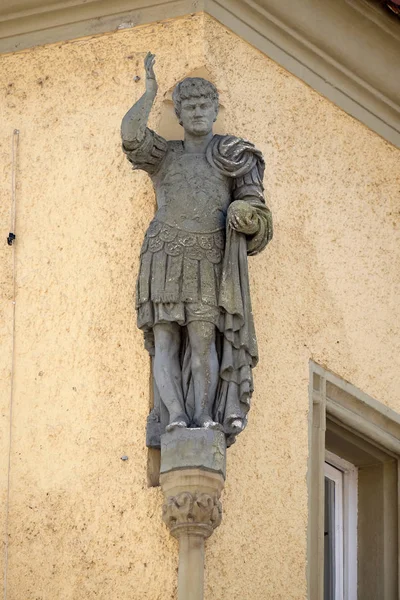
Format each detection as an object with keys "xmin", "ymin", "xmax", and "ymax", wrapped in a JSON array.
[{"xmin": 1, "ymin": 13, "xmax": 399, "ymax": 600}]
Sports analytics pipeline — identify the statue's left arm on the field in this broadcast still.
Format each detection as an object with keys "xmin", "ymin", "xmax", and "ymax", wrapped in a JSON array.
[
  {"xmin": 206, "ymin": 134, "xmax": 272, "ymax": 254},
  {"xmin": 229, "ymin": 165, "xmax": 273, "ymax": 256}
]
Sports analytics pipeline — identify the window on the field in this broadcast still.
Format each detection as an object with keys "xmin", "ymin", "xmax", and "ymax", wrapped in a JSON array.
[
  {"xmin": 324, "ymin": 453, "xmax": 357, "ymax": 600},
  {"xmin": 308, "ymin": 362, "xmax": 400, "ymax": 600}
]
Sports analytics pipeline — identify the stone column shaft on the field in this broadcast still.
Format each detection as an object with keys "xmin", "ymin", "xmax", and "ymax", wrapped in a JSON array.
[{"xmin": 178, "ymin": 533, "xmax": 205, "ymax": 600}]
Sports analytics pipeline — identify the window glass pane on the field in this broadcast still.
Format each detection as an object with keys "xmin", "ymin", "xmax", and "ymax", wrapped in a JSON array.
[
  {"xmin": 325, "ymin": 462, "xmax": 345, "ymax": 600},
  {"xmin": 324, "ymin": 476, "xmax": 336, "ymax": 600}
]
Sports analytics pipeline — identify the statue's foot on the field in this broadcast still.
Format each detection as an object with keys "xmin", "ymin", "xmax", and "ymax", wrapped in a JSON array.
[
  {"xmin": 193, "ymin": 413, "xmax": 221, "ymax": 430},
  {"xmin": 230, "ymin": 418, "xmax": 244, "ymax": 434},
  {"xmin": 166, "ymin": 413, "xmax": 189, "ymax": 432}
]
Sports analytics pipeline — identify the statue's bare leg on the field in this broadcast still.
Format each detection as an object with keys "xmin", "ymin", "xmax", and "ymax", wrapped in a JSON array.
[
  {"xmin": 153, "ymin": 322, "xmax": 189, "ymax": 431},
  {"xmin": 187, "ymin": 320, "xmax": 220, "ymax": 428}
]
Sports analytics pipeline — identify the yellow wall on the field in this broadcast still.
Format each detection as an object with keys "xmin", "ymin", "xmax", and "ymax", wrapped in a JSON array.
[{"xmin": 1, "ymin": 13, "xmax": 399, "ymax": 600}]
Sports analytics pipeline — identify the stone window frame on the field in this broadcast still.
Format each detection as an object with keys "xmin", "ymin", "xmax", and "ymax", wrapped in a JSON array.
[{"xmin": 308, "ymin": 361, "xmax": 400, "ymax": 599}]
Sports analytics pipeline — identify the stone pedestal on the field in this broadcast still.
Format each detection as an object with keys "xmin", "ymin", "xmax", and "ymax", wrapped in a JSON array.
[{"xmin": 160, "ymin": 428, "xmax": 226, "ymax": 600}]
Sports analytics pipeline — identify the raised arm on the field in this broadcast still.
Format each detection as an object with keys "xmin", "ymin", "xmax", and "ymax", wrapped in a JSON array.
[
  {"xmin": 121, "ymin": 52, "xmax": 158, "ymax": 144},
  {"xmin": 121, "ymin": 53, "xmax": 168, "ymax": 174}
]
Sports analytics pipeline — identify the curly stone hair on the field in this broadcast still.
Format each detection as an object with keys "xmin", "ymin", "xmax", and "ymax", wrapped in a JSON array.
[{"xmin": 172, "ymin": 77, "xmax": 219, "ymax": 119}]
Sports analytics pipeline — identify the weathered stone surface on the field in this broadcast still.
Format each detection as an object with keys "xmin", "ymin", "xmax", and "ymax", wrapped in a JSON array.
[{"xmin": 160, "ymin": 428, "xmax": 226, "ymax": 478}]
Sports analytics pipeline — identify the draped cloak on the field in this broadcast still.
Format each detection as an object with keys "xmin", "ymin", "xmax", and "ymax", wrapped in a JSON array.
[{"xmin": 122, "ymin": 131, "xmax": 272, "ymax": 446}]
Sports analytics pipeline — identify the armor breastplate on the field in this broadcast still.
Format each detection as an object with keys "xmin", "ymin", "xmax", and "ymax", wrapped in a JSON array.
[{"xmin": 153, "ymin": 151, "xmax": 231, "ymax": 233}]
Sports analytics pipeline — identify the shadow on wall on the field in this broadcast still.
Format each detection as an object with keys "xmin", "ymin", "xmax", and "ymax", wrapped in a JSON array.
[{"xmin": 158, "ymin": 66, "xmax": 226, "ymax": 140}]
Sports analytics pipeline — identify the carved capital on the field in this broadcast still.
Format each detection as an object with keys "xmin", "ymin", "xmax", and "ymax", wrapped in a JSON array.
[{"xmin": 162, "ymin": 491, "xmax": 222, "ymax": 539}]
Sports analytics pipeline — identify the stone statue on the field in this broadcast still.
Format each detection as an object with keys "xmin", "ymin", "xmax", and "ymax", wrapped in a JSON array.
[{"xmin": 121, "ymin": 53, "xmax": 272, "ymax": 447}]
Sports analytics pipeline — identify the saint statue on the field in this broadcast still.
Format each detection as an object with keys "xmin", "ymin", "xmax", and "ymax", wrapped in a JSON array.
[{"xmin": 121, "ymin": 53, "xmax": 272, "ymax": 447}]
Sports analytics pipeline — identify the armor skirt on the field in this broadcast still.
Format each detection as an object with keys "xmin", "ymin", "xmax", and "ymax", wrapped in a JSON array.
[{"xmin": 136, "ymin": 219, "xmax": 225, "ymax": 331}]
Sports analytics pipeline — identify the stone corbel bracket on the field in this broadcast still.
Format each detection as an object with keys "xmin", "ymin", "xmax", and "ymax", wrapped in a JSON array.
[{"xmin": 160, "ymin": 428, "xmax": 226, "ymax": 600}]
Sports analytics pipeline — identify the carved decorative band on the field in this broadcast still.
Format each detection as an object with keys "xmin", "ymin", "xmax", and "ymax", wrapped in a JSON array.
[{"xmin": 162, "ymin": 492, "xmax": 222, "ymax": 538}]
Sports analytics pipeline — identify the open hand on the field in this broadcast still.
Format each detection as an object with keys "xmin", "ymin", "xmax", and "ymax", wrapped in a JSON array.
[
  {"xmin": 144, "ymin": 52, "xmax": 158, "ymax": 96},
  {"xmin": 228, "ymin": 201, "xmax": 259, "ymax": 235}
]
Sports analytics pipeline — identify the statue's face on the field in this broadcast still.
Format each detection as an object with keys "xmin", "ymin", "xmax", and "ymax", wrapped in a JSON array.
[{"xmin": 179, "ymin": 95, "xmax": 217, "ymax": 136}]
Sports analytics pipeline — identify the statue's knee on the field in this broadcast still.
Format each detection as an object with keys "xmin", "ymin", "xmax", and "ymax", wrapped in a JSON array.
[
  {"xmin": 188, "ymin": 322, "xmax": 215, "ymax": 351},
  {"xmin": 156, "ymin": 341, "xmax": 179, "ymax": 359},
  {"xmin": 154, "ymin": 325, "xmax": 180, "ymax": 355},
  {"xmin": 190, "ymin": 352, "xmax": 203, "ymax": 375}
]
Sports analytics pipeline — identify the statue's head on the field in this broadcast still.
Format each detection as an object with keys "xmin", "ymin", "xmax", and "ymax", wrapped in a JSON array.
[{"xmin": 172, "ymin": 77, "xmax": 219, "ymax": 136}]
